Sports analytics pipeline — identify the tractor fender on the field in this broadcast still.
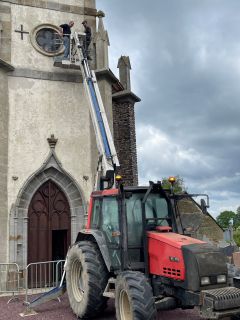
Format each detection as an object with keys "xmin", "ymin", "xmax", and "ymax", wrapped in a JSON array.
[{"xmin": 75, "ymin": 229, "xmax": 112, "ymax": 272}]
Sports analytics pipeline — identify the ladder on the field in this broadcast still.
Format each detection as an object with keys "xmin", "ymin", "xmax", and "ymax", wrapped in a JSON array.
[{"xmin": 72, "ymin": 32, "xmax": 120, "ymax": 190}]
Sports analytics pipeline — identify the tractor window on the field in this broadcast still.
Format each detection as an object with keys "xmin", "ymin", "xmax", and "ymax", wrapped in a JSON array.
[
  {"xmin": 91, "ymin": 198, "xmax": 101, "ymax": 229},
  {"xmin": 126, "ymin": 194, "xmax": 142, "ymax": 247},
  {"xmin": 126, "ymin": 193, "xmax": 169, "ymax": 263},
  {"xmin": 145, "ymin": 194, "xmax": 169, "ymax": 226},
  {"xmin": 101, "ymin": 197, "xmax": 121, "ymax": 268},
  {"xmin": 101, "ymin": 197, "xmax": 120, "ymax": 244}
]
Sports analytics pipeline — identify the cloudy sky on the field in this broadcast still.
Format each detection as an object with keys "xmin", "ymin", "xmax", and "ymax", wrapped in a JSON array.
[{"xmin": 98, "ymin": 0, "xmax": 240, "ymax": 217}]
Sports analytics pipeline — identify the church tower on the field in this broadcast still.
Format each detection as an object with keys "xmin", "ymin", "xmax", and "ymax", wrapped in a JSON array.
[{"xmin": 0, "ymin": 0, "xmax": 140, "ymax": 268}]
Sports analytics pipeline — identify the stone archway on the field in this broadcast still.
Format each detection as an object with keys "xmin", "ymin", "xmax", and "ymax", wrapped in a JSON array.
[{"xmin": 9, "ymin": 152, "xmax": 86, "ymax": 268}]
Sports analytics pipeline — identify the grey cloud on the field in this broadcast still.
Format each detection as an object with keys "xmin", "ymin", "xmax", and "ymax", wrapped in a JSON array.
[{"xmin": 99, "ymin": 0, "xmax": 240, "ymax": 216}]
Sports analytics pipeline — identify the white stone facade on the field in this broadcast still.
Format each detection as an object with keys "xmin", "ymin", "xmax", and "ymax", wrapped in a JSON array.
[{"xmin": 0, "ymin": 0, "xmax": 112, "ymax": 267}]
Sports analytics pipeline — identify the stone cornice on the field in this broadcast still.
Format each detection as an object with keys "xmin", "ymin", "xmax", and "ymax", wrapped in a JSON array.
[
  {"xmin": 112, "ymin": 90, "xmax": 141, "ymax": 104},
  {"xmin": 0, "ymin": 58, "xmax": 14, "ymax": 71},
  {"xmin": 0, "ymin": 0, "xmax": 97, "ymax": 15},
  {"xmin": 9, "ymin": 68, "xmax": 82, "ymax": 82},
  {"xmin": 95, "ymin": 68, "xmax": 119, "ymax": 84}
]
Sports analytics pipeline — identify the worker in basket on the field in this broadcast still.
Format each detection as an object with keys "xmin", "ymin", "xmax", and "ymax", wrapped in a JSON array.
[
  {"xmin": 59, "ymin": 21, "xmax": 74, "ymax": 60},
  {"xmin": 82, "ymin": 20, "xmax": 92, "ymax": 60}
]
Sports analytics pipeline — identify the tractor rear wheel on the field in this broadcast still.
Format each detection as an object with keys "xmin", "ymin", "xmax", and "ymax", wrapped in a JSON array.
[
  {"xmin": 115, "ymin": 271, "xmax": 157, "ymax": 320},
  {"xmin": 65, "ymin": 241, "xmax": 108, "ymax": 318}
]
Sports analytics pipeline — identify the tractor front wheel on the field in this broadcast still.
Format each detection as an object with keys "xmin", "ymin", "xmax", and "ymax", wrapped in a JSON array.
[
  {"xmin": 115, "ymin": 271, "xmax": 157, "ymax": 320},
  {"xmin": 65, "ymin": 241, "xmax": 108, "ymax": 318}
]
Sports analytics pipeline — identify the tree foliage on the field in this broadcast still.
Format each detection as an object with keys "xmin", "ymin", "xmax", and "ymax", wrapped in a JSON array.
[
  {"xmin": 161, "ymin": 175, "xmax": 186, "ymax": 193},
  {"xmin": 234, "ymin": 229, "xmax": 240, "ymax": 247},
  {"xmin": 216, "ymin": 211, "xmax": 236, "ymax": 229},
  {"xmin": 235, "ymin": 206, "xmax": 240, "ymax": 229}
]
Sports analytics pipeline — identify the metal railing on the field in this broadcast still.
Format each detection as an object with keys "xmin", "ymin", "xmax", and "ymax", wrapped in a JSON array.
[
  {"xmin": 24, "ymin": 260, "xmax": 65, "ymax": 304},
  {"xmin": 56, "ymin": 260, "xmax": 65, "ymax": 286},
  {"xmin": 0, "ymin": 260, "xmax": 65, "ymax": 304},
  {"xmin": 0, "ymin": 263, "xmax": 20, "ymax": 303}
]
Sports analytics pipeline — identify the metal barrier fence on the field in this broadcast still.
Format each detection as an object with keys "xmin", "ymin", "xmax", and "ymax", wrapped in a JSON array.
[
  {"xmin": 0, "ymin": 263, "xmax": 20, "ymax": 303},
  {"xmin": 24, "ymin": 260, "xmax": 65, "ymax": 304},
  {"xmin": 0, "ymin": 261, "xmax": 65, "ymax": 304}
]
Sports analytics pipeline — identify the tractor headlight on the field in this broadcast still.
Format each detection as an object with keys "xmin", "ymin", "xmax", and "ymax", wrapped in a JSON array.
[
  {"xmin": 201, "ymin": 276, "xmax": 210, "ymax": 286},
  {"xmin": 217, "ymin": 275, "xmax": 227, "ymax": 284}
]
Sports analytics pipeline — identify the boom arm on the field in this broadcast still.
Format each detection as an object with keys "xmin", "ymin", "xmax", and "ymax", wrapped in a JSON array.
[{"xmin": 72, "ymin": 32, "xmax": 120, "ymax": 190}]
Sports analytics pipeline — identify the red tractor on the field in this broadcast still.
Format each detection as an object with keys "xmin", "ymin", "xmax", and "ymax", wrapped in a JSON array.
[{"xmin": 65, "ymin": 179, "xmax": 240, "ymax": 319}]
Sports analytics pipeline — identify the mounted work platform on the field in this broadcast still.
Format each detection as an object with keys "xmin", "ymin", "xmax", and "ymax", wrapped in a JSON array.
[
  {"xmin": 53, "ymin": 58, "xmax": 80, "ymax": 70},
  {"xmin": 53, "ymin": 32, "xmax": 90, "ymax": 70}
]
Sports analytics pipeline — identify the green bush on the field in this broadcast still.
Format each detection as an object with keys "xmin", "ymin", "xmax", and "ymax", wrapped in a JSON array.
[{"xmin": 233, "ymin": 229, "xmax": 240, "ymax": 247}]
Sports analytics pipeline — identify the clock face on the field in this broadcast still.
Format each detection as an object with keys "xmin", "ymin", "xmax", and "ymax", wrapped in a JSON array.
[{"xmin": 30, "ymin": 24, "xmax": 64, "ymax": 57}]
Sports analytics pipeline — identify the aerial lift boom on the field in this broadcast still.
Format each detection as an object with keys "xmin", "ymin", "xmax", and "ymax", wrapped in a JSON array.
[{"xmin": 73, "ymin": 32, "xmax": 120, "ymax": 190}]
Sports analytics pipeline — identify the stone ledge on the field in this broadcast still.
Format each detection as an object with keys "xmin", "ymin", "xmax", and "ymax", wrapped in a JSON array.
[
  {"xmin": 112, "ymin": 90, "xmax": 141, "ymax": 103},
  {"xmin": 0, "ymin": 3, "xmax": 11, "ymax": 13},
  {"xmin": 9, "ymin": 67, "xmax": 83, "ymax": 83},
  {"xmin": 95, "ymin": 68, "xmax": 119, "ymax": 84},
  {"xmin": 0, "ymin": 0, "xmax": 97, "ymax": 15},
  {"xmin": 0, "ymin": 58, "xmax": 14, "ymax": 71}
]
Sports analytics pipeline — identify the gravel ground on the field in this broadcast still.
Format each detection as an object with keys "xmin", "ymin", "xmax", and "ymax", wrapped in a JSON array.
[{"xmin": 0, "ymin": 293, "xmax": 205, "ymax": 320}]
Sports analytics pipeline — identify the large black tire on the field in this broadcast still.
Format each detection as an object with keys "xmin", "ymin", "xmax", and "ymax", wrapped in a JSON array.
[
  {"xmin": 115, "ymin": 271, "xmax": 157, "ymax": 320},
  {"xmin": 231, "ymin": 316, "xmax": 240, "ymax": 319},
  {"xmin": 66, "ymin": 241, "xmax": 108, "ymax": 318}
]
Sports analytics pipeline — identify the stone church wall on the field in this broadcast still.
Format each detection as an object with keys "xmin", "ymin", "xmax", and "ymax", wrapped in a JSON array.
[
  {"xmin": 0, "ymin": 2, "xmax": 11, "ymax": 63},
  {"xmin": 0, "ymin": 66, "xmax": 9, "ymax": 262},
  {"xmin": 7, "ymin": 76, "xmax": 95, "ymax": 209},
  {"xmin": 5, "ymin": 0, "xmax": 100, "ymax": 217},
  {"xmin": 97, "ymin": 77, "xmax": 114, "ymax": 133},
  {"xmin": 11, "ymin": 4, "xmax": 86, "ymax": 72},
  {"xmin": 0, "ymin": 0, "xmax": 96, "ymax": 13}
]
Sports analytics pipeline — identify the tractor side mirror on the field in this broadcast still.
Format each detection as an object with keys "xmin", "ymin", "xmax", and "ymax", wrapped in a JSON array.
[{"xmin": 201, "ymin": 199, "xmax": 208, "ymax": 215}]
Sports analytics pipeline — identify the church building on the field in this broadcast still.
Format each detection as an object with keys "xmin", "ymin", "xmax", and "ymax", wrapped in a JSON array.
[{"xmin": 0, "ymin": 0, "xmax": 140, "ymax": 268}]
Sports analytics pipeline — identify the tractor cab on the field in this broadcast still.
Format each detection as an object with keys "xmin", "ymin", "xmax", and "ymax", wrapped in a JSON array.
[{"xmin": 85, "ymin": 182, "xmax": 179, "ymax": 272}]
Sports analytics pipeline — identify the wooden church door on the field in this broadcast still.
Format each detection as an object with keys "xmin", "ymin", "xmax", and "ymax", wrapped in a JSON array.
[{"xmin": 28, "ymin": 180, "xmax": 71, "ymax": 264}]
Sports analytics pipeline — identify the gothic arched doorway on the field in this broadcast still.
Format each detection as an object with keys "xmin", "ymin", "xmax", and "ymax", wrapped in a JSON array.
[{"xmin": 28, "ymin": 180, "xmax": 71, "ymax": 263}]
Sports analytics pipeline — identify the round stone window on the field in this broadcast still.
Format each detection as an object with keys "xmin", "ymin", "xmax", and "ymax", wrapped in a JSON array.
[{"xmin": 30, "ymin": 24, "xmax": 64, "ymax": 56}]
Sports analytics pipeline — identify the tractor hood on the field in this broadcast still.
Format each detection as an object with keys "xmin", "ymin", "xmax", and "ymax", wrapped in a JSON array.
[
  {"xmin": 147, "ymin": 231, "xmax": 206, "ymax": 282},
  {"xmin": 148, "ymin": 231, "xmax": 227, "ymax": 291},
  {"xmin": 148, "ymin": 231, "xmax": 205, "ymax": 248}
]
